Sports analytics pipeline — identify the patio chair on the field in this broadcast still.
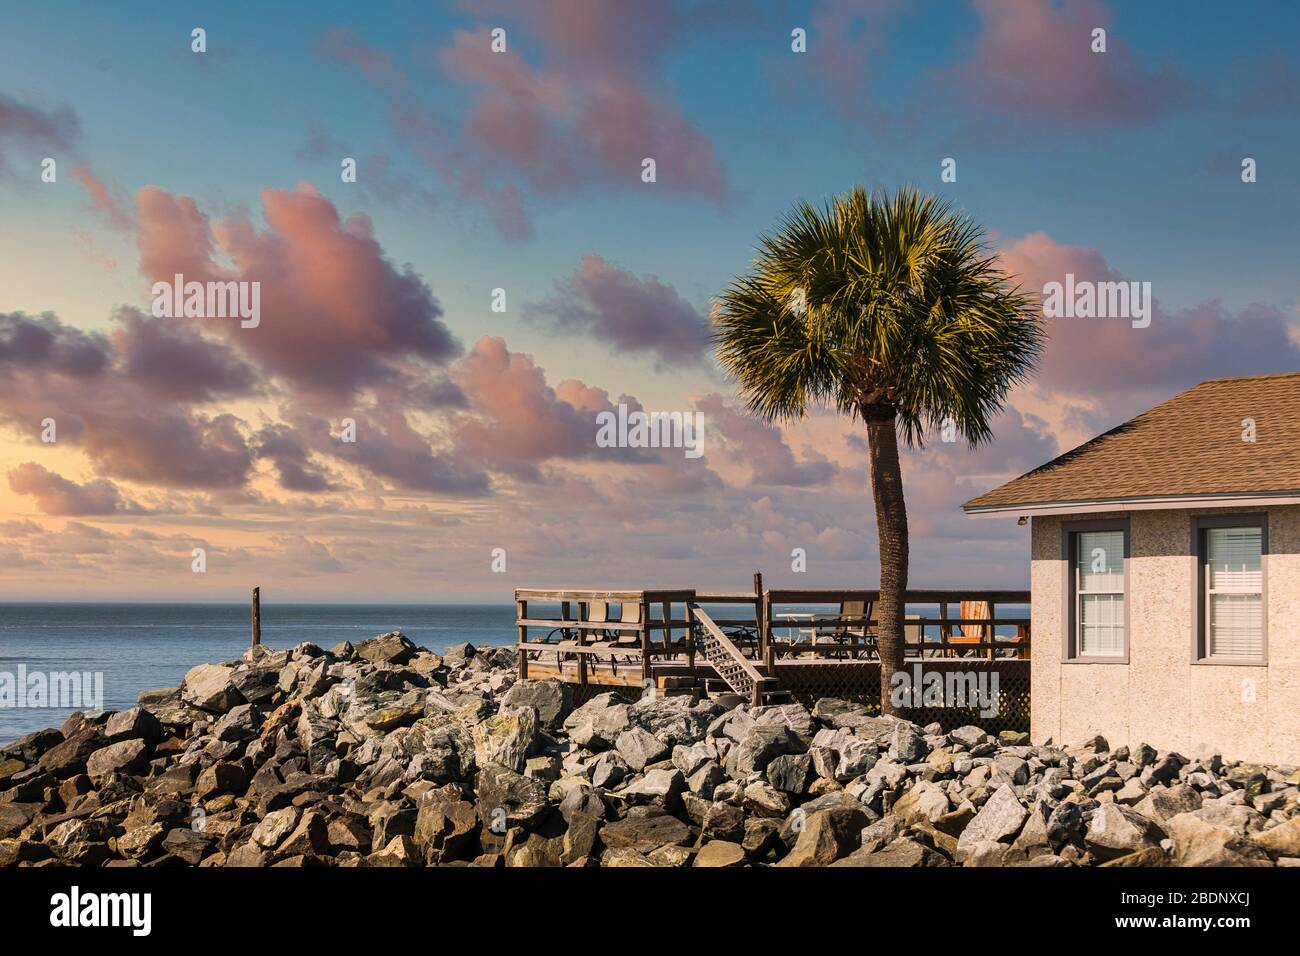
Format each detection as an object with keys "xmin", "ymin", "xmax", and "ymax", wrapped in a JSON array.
[
  {"xmin": 601, "ymin": 601, "xmax": 643, "ymax": 676},
  {"xmin": 904, "ymin": 613, "xmax": 925, "ymax": 657},
  {"xmin": 814, "ymin": 599, "xmax": 876, "ymax": 659}
]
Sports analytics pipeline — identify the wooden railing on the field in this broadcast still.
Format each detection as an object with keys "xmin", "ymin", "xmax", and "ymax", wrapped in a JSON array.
[
  {"xmin": 764, "ymin": 588, "xmax": 1030, "ymax": 662},
  {"xmin": 514, "ymin": 585, "xmax": 1031, "ymax": 689}
]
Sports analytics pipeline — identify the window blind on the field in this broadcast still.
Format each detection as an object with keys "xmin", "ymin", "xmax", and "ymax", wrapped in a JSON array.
[
  {"xmin": 1206, "ymin": 526, "xmax": 1262, "ymax": 658},
  {"xmin": 1077, "ymin": 530, "xmax": 1124, "ymax": 656}
]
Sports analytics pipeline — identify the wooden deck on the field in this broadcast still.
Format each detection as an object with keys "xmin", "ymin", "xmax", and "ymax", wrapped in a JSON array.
[{"xmin": 515, "ymin": 581, "xmax": 1032, "ymax": 730}]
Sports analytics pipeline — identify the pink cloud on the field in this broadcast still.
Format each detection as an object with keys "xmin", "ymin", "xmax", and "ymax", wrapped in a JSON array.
[
  {"xmin": 134, "ymin": 183, "xmax": 461, "ymax": 402},
  {"xmin": 72, "ymin": 165, "xmax": 133, "ymax": 232},
  {"xmin": 998, "ymin": 231, "xmax": 1300, "ymax": 410},
  {"xmin": 440, "ymin": 19, "xmax": 728, "ymax": 204},
  {"xmin": 950, "ymin": 0, "xmax": 1187, "ymax": 129}
]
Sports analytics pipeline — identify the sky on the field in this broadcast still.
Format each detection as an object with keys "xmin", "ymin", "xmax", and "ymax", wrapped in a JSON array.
[{"xmin": 1, "ymin": 0, "xmax": 1298, "ymax": 602}]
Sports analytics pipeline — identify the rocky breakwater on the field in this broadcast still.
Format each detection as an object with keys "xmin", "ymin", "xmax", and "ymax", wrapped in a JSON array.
[{"xmin": 2, "ymin": 631, "xmax": 1299, "ymax": 867}]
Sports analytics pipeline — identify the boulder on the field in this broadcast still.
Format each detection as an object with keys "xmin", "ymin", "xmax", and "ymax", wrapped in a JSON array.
[
  {"xmin": 956, "ymin": 785, "xmax": 1027, "ymax": 857},
  {"xmin": 502, "ymin": 679, "xmax": 572, "ymax": 729},
  {"xmin": 775, "ymin": 806, "xmax": 869, "ymax": 867},
  {"xmin": 694, "ymin": 840, "xmax": 746, "ymax": 867},
  {"xmin": 85, "ymin": 739, "xmax": 148, "ymax": 779},
  {"xmin": 1166, "ymin": 813, "xmax": 1272, "ymax": 867},
  {"xmin": 1084, "ymin": 803, "xmax": 1167, "ymax": 862},
  {"xmin": 181, "ymin": 663, "xmax": 246, "ymax": 713}
]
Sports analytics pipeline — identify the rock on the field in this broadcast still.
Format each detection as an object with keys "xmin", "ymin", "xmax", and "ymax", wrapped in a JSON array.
[
  {"xmin": 181, "ymin": 663, "xmax": 246, "ymax": 713},
  {"xmin": 38, "ymin": 728, "xmax": 103, "ymax": 778},
  {"xmin": 601, "ymin": 814, "xmax": 692, "ymax": 851},
  {"xmin": 1133, "ymin": 783, "xmax": 1201, "ymax": 822},
  {"xmin": 888, "ymin": 723, "xmax": 928, "ymax": 763},
  {"xmin": 162, "ymin": 828, "xmax": 215, "ymax": 865},
  {"xmin": 502, "ymin": 679, "xmax": 572, "ymax": 729},
  {"xmin": 252, "ymin": 807, "xmax": 301, "ymax": 849},
  {"xmin": 950, "ymin": 726, "xmax": 988, "ymax": 749},
  {"xmin": 956, "ymin": 785, "xmax": 1027, "ymax": 857},
  {"xmin": 1253, "ymin": 817, "xmax": 1300, "ymax": 857},
  {"xmin": 472, "ymin": 707, "xmax": 538, "ymax": 773},
  {"xmin": 104, "ymin": 707, "xmax": 163, "ymax": 744},
  {"xmin": 195, "ymin": 761, "xmax": 247, "ymax": 800},
  {"xmin": 832, "ymin": 837, "xmax": 950, "ymax": 867},
  {"xmin": 694, "ymin": 840, "xmax": 746, "ymax": 867},
  {"xmin": 1100, "ymin": 847, "xmax": 1168, "ymax": 867},
  {"xmin": 767, "ymin": 753, "xmax": 811, "ymax": 795},
  {"xmin": 775, "ymin": 806, "xmax": 869, "ymax": 867},
  {"xmin": 1084, "ymin": 804, "xmax": 1167, "ymax": 862},
  {"xmin": 279, "ymin": 810, "xmax": 329, "ymax": 858},
  {"xmin": 1046, "ymin": 801, "xmax": 1084, "ymax": 850},
  {"xmin": 622, "ymin": 769, "xmax": 685, "ymax": 806},
  {"xmin": 1166, "ymin": 813, "xmax": 1272, "ymax": 867},
  {"xmin": 891, "ymin": 781, "xmax": 950, "ymax": 827},
  {"xmin": 591, "ymin": 752, "xmax": 630, "ymax": 789},
  {"xmin": 614, "ymin": 727, "xmax": 669, "ymax": 772},
  {"xmin": 355, "ymin": 631, "xmax": 416, "ymax": 665},
  {"xmin": 729, "ymin": 723, "xmax": 805, "ymax": 776},
  {"xmin": 85, "ymin": 739, "xmax": 148, "ymax": 779}
]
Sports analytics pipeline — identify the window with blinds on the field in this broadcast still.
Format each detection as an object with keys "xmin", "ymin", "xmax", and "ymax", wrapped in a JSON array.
[
  {"xmin": 1075, "ymin": 529, "xmax": 1125, "ymax": 657},
  {"xmin": 1204, "ymin": 526, "xmax": 1263, "ymax": 659}
]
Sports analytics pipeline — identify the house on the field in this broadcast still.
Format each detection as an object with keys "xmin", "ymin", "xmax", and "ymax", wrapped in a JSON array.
[{"xmin": 964, "ymin": 373, "xmax": 1300, "ymax": 764}]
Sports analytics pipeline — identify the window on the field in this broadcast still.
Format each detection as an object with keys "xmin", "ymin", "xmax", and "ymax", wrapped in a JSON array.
[
  {"xmin": 1074, "ymin": 529, "xmax": 1126, "ymax": 657},
  {"xmin": 1197, "ymin": 519, "xmax": 1266, "ymax": 662}
]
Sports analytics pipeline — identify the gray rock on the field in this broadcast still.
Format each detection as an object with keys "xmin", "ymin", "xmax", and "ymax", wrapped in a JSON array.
[{"xmin": 956, "ymin": 785, "xmax": 1027, "ymax": 856}]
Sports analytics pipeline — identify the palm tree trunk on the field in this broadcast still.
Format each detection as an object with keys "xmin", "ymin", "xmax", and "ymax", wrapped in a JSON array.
[{"xmin": 863, "ymin": 403, "xmax": 909, "ymax": 717}]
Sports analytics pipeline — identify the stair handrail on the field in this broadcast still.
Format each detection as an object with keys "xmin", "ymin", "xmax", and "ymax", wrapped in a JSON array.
[{"xmin": 689, "ymin": 603, "xmax": 771, "ymax": 706}]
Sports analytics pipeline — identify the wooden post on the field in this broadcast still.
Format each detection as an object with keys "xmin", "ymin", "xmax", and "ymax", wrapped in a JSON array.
[
  {"xmin": 755, "ymin": 572, "xmax": 773, "ymax": 671},
  {"xmin": 639, "ymin": 594, "xmax": 652, "ymax": 689},
  {"xmin": 517, "ymin": 597, "xmax": 528, "ymax": 679},
  {"xmin": 251, "ymin": 587, "xmax": 261, "ymax": 647}
]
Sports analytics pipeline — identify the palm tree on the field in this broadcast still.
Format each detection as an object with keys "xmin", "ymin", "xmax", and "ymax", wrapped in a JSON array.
[{"xmin": 712, "ymin": 186, "xmax": 1043, "ymax": 716}]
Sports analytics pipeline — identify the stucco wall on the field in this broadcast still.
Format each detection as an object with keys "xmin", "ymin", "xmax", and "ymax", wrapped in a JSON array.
[{"xmin": 1031, "ymin": 505, "xmax": 1300, "ymax": 764}]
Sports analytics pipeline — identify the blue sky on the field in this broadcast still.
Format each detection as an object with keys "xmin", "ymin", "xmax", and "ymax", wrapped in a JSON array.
[{"xmin": 1, "ymin": 1, "xmax": 1298, "ymax": 599}]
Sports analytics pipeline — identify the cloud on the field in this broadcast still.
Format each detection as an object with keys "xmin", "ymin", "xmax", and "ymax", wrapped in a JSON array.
[
  {"xmin": 0, "ymin": 310, "xmax": 111, "ymax": 378},
  {"xmin": 453, "ymin": 336, "xmax": 614, "ymax": 478},
  {"xmin": 110, "ymin": 306, "xmax": 261, "ymax": 402},
  {"xmin": 439, "ymin": 14, "xmax": 729, "ymax": 203},
  {"xmin": 695, "ymin": 393, "xmax": 839, "ymax": 487},
  {"xmin": 73, "ymin": 165, "xmax": 133, "ymax": 231},
  {"xmin": 0, "ymin": 93, "xmax": 79, "ymax": 174},
  {"xmin": 291, "ymin": 409, "xmax": 491, "ymax": 497},
  {"xmin": 0, "ymin": 312, "xmax": 257, "ymax": 489},
  {"xmin": 134, "ymin": 183, "xmax": 461, "ymax": 402},
  {"xmin": 998, "ymin": 232, "xmax": 1300, "ymax": 409},
  {"xmin": 317, "ymin": 26, "xmax": 407, "ymax": 91},
  {"xmin": 8, "ymin": 463, "xmax": 143, "ymax": 516},
  {"xmin": 254, "ymin": 423, "xmax": 335, "ymax": 492},
  {"xmin": 527, "ymin": 255, "xmax": 710, "ymax": 367},
  {"xmin": 948, "ymin": 0, "xmax": 1187, "ymax": 131}
]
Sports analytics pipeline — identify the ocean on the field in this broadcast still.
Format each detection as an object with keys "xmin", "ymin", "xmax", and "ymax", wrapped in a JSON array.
[{"xmin": 0, "ymin": 603, "xmax": 517, "ymax": 744}]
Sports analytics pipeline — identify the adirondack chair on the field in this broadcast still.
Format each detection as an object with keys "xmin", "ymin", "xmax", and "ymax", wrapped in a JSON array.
[{"xmin": 945, "ymin": 600, "xmax": 991, "ymax": 657}]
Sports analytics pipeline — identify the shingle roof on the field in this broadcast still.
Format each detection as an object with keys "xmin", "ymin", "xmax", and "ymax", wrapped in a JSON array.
[{"xmin": 963, "ymin": 373, "xmax": 1300, "ymax": 513}]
